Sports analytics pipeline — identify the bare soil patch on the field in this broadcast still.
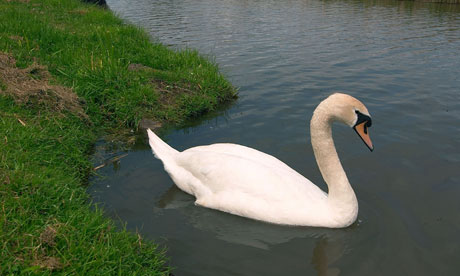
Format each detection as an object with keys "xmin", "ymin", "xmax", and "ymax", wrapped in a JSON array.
[
  {"xmin": 39, "ymin": 226, "xmax": 57, "ymax": 247},
  {"xmin": 32, "ymin": 256, "xmax": 63, "ymax": 271},
  {"xmin": 0, "ymin": 52, "xmax": 87, "ymax": 119},
  {"xmin": 152, "ymin": 78, "xmax": 196, "ymax": 106}
]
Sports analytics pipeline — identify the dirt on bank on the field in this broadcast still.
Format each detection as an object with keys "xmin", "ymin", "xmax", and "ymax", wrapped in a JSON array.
[{"xmin": 0, "ymin": 52, "xmax": 87, "ymax": 119}]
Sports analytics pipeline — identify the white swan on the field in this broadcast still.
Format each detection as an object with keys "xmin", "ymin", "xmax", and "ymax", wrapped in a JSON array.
[{"xmin": 147, "ymin": 93, "xmax": 373, "ymax": 228}]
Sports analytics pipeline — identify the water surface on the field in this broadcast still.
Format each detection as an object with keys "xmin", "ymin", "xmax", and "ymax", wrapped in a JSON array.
[{"xmin": 90, "ymin": 0, "xmax": 460, "ymax": 275}]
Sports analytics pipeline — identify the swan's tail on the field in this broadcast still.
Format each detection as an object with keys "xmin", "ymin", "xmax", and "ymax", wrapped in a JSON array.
[{"xmin": 147, "ymin": 129, "xmax": 179, "ymax": 161}]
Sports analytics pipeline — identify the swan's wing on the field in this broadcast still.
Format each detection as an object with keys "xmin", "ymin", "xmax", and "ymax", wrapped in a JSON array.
[
  {"xmin": 177, "ymin": 144, "xmax": 327, "ymax": 203},
  {"xmin": 173, "ymin": 148, "xmax": 328, "ymax": 225},
  {"xmin": 185, "ymin": 143, "xmax": 304, "ymax": 176}
]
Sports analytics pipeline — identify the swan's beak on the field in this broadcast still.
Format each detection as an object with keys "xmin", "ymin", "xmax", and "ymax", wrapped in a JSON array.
[{"xmin": 354, "ymin": 121, "xmax": 373, "ymax": 151}]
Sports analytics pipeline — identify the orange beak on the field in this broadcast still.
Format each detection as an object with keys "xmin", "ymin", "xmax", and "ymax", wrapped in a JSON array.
[{"xmin": 354, "ymin": 121, "xmax": 374, "ymax": 151}]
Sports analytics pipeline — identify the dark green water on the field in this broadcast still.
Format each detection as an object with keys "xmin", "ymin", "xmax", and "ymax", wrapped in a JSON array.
[{"xmin": 90, "ymin": 0, "xmax": 460, "ymax": 275}]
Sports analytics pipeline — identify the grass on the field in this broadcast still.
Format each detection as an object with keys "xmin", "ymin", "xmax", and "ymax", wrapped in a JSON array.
[
  {"xmin": 0, "ymin": 0, "xmax": 236, "ymax": 274},
  {"xmin": 0, "ymin": 0, "xmax": 235, "ymax": 127}
]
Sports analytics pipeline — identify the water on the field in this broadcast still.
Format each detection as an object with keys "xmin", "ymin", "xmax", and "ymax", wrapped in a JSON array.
[{"xmin": 89, "ymin": 0, "xmax": 460, "ymax": 275}]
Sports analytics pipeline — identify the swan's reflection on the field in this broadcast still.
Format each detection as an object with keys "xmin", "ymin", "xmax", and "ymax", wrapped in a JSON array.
[
  {"xmin": 157, "ymin": 185, "xmax": 306, "ymax": 249},
  {"xmin": 157, "ymin": 185, "xmax": 347, "ymax": 275},
  {"xmin": 312, "ymin": 236, "xmax": 344, "ymax": 276}
]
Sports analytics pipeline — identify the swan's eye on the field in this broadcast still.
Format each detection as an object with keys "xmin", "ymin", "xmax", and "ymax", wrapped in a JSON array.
[{"xmin": 354, "ymin": 110, "xmax": 372, "ymax": 129}]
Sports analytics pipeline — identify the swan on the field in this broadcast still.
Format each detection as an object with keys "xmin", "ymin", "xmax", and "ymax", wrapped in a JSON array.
[{"xmin": 147, "ymin": 93, "xmax": 373, "ymax": 228}]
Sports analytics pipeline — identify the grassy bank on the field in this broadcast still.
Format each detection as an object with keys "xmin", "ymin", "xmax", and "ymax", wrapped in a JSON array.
[{"xmin": 0, "ymin": 0, "xmax": 236, "ymax": 274}]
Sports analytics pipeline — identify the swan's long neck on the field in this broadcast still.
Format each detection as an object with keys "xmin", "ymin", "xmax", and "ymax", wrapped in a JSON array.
[{"xmin": 310, "ymin": 102, "xmax": 357, "ymax": 212}]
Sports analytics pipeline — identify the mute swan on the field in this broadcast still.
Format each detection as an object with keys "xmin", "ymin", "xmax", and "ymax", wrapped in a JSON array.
[{"xmin": 147, "ymin": 93, "xmax": 373, "ymax": 228}]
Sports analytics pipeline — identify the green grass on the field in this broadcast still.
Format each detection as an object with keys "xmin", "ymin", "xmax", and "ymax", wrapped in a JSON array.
[
  {"xmin": 1, "ymin": 98, "xmax": 167, "ymax": 274},
  {"xmin": 0, "ymin": 0, "xmax": 236, "ymax": 127},
  {"xmin": 0, "ymin": 0, "xmax": 236, "ymax": 274}
]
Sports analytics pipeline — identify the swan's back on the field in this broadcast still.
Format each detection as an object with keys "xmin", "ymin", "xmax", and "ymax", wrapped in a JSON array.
[{"xmin": 179, "ymin": 143, "xmax": 326, "ymax": 200}]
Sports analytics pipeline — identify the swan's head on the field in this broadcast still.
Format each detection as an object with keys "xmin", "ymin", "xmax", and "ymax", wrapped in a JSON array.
[{"xmin": 322, "ymin": 93, "xmax": 374, "ymax": 151}]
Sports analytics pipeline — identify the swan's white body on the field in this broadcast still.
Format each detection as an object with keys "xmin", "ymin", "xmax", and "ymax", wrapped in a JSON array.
[{"xmin": 147, "ymin": 93, "xmax": 373, "ymax": 228}]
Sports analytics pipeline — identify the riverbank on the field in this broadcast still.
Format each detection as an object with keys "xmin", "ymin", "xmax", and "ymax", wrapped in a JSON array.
[{"xmin": 0, "ymin": 0, "xmax": 236, "ymax": 274}]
